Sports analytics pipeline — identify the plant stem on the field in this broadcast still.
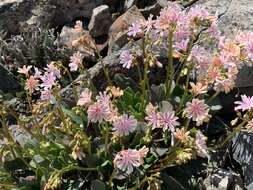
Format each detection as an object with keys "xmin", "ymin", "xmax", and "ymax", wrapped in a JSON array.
[
  {"xmin": 207, "ymin": 91, "xmax": 220, "ymax": 103},
  {"xmin": 177, "ymin": 67, "xmax": 191, "ymax": 113},
  {"xmin": 166, "ymin": 30, "xmax": 174, "ymax": 98}
]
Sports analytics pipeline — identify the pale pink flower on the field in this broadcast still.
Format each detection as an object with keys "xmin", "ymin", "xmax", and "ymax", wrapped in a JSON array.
[
  {"xmin": 174, "ymin": 39, "xmax": 189, "ymax": 52},
  {"xmin": 33, "ymin": 67, "xmax": 42, "ymax": 79},
  {"xmin": 113, "ymin": 147, "xmax": 148, "ymax": 175},
  {"xmin": 96, "ymin": 91, "xmax": 111, "ymax": 106},
  {"xmin": 188, "ymin": 5, "xmax": 210, "ymax": 21},
  {"xmin": 40, "ymin": 89, "xmax": 55, "ymax": 103},
  {"xmin": 145, "ymin": 105, "xmax": 161, "ymax": 129},
  {"xmin": 195, "ymin": 131, "xmax": 208, "ymax": 157},
  {"xmin": 106, "ymin": 106, "xmax": 119, "ymax": 123},
  {"xmin": 189, "ymin": 82, "xmax": 207, "ymax": 96},
  {"xmin": 160, "ymin": 112, "xmax": 179, "ymax": 132},
  {"xmin": 77, "ymin": 88, "xmax": 92, "ymax": 107},
  {"xmin": 119, "ymin": 50, "xmax": 133, "ymax": 69},
  {"xmin": 45, "ymin": 63, "xmax": 61, "ymax": 78},
  {"xmin": 236, "ymin": 31, "xmax": 253, "ymax": 45},
  {"xmin": 112, "ymin": 114, "xmax": 137, "ymax": 136},
  {"xmin": 18, "ymin": 65, "xmax": 32, "ymax": 76},
  {"xmin": 25, "ymin": 75, "xmax": 39, "ymax": 93},
  {"xmin": 234, "ymin": 95, "xmax": 253, "ymax": 111},
  {"xmin": 127, "ymin": 22, "xmax": 142, "ymax": 37},
  {"xmin": 184, "ymin": 99, "xmax": 210, "ymax": 126},
  {"xmin": 69, "ymin": 52, "xmax": 83, "ymax": 71},
  {"xmin": 155, "ymin": 3, "xmax": 183, "ymax": 30},
  {"xmin": 40, "ymin": 72, "xmax": 56, "ymax": 90},
  {"xmin": 87, "ymin": 102, "xmax": 109, "ymax": 123},
  {"xmin": 214, "ymin": 79, "xmax": 234, "ymax": 93}
]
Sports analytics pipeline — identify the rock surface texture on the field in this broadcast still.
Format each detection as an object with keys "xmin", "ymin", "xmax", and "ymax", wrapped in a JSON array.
[
  {"xmin": 108, "ymin": 5, "xmax": 145, "ymax": 52},
  {"xmin": 88, "ymin": 5, "xmax": 112, "ymax": 38},
  {"xmin": 230, "ymin": 132, "xmax": 253, "ymax": 189},
  {"xmin": 0, "ymin": 0, "xmax": 118, "ymax": 36}
]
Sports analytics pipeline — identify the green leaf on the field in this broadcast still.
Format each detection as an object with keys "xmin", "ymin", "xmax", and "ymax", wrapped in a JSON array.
[
  {"xmin": 61, "ymin": 105, "xmax": 82, "ymax": 125},
  {"xmin": 210, "ymin": 105, "xmax": 222, "ymax": 111}
]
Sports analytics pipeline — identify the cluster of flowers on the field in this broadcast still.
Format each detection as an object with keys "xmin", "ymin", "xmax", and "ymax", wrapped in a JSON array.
[
  {"xmin": 121, "ymin": 3, "xmax": 253, "ymax": 94},
  {"xmin": 12, "ymin": 2, "xmax": 253, "ymax": 188},
  {"xmin": 18, "ymin": 63, "xmax": 60, "ymax": 102}
]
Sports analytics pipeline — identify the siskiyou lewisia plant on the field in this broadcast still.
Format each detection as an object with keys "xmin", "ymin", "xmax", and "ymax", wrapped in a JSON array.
[{"xmin": 1, "ymin": 2, "xmax": 253, "ymax": 190}]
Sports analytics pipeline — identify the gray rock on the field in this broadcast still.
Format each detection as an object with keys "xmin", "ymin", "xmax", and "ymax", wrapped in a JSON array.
[
  {"xmin": 108, "ymin": 5, "xmax": 145, "ymax": 52},
  {"xmin": 203, "ymin": 169, "xmax": 243, "ymax": 190},
  {"xmin": 58, "ymin": 25, "xmax": 96, "ymax": 61},
  {"xmin": 9, "ymin": 125, "xmax": 35, "ymax": 148},
  {"xmin": 88, "ymin": 5, "xmax": 112, "ymax": 38},
  {"xmin": 139, "ymin": 0, "xmax": 168, "ymax": 18},
  {"xmin": 230, "ymin": 131, "xmax": 253, "ymax": 190},
  {"xmin": 0, "ymin": 0, "xmax": 118, "ymax": 36},
  {"xmin": 0, "ymin": 63, "xmax": 20, "ymax": 93},
  {"xmin": 0, "ymin": 0, "xmax": 35, "ymax": 36}
]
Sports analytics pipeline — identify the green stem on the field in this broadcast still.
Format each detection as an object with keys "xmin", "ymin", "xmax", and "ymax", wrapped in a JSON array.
[
  {"xmin": 176, "ymin": 67, "xmax": 191, "ymax": 113},
  {"xmin": 207, "ymin": 91, "xmax": 220, "ymax": 103},
  {"xmin": 60, "ymin": 64, "xmax": 79, "ymax": 101},
  {"xmin": 104, "ymin": 123, "xmax": 109, "ymax": 157},
  {"xmin": 166, "ymin": 30, "xmax": 174, "ymax": 98}
]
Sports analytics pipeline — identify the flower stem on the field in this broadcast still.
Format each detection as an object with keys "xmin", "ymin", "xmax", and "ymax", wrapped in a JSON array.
[{"xmin": 166, "ymin": 30, "xmax": 174, "ymax": 99}]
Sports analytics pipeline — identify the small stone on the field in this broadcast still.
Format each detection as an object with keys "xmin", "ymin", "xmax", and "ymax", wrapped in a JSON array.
[
  {"xmin": 88, "ymin": 5, "xmax": 112, "ymax": 38},
  {"xmin": 108, "ymin": 5, "xmax": 145, "ymax": 52}
]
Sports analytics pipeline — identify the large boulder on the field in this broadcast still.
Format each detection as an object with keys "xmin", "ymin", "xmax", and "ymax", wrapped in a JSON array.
[
  {"xmin": 108, "ymin": 5, "xmax": 145, "ymax": 52},
  {"xmin": 88, "ymin": 5, "xmax": 112, "ymax": 38},
  {"xmin": 0, "ymin": 0, "xmax": 118, "ymax": 36}
]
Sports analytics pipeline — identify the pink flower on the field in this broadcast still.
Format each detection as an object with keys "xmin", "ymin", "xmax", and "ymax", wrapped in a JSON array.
[
  {"xmin": 25, "ymin": 75, "xmax": 39, "ymax": 93},
  {"xmin": 77, "ymin": 88, "xmax": 92, "ymax": 107},
  {"xmin": 69, "ymin": 52, "xmax": 83, "ymax": 71},
  {"xmin": 33, "ymin": 67, "xmax": 42, "ymax": 79},
  {"xmin": 184, "ymin": 99, "xmax": 210, "ymax": 126},
  {"xmin": 234, "ymin": 95, "xmax": 253, "ymax": 111},
  {"xmin": 112, "ymin": 114, "xmax": 137, "ymax": 136},
  {"xmin": 155, "ymin": 3, "xmax": 183, "ymax": 30},
  {"xmin": 145, "ymin": 104, "xmax": 161, "ymax": 129},
  {"xmin": 40, "ymin": 72, "xmax": 56, "ymax": 90},
  {"xmin": 119, "ymin": 50, "xmax": 133, "ymax": 69},
  {"xmin": 45, "ymin": 63, "xmax": 61, "ymax": 78},
  {"xmin": 18, "ymin": 65, "xmax": 32, "ymax": 76},
  {"xmin": 96, "ymin": 91, "xmax": 111, "ymax": 106},
  {"xmin": 87, "ymin": 102, "xmax": 109, "ymax": 123},
  {"xmin": 174, "ymin": 39, "xmax": 189, "ymax": 52},
  {"xmin": 160, "ymin": 112, "xmax": 179, "ymax": 132},
  {"xmin": 40, "ymin": 89, "xmax": 55, "ymax": 103},
  {"xmin": 113, "ymin": 147, "xmax": 148, "ymax": 175},
  {"xmin": 128, "ymin": 22, "xmax": 143, "ymax": 37},
  {"xmin": 106, "ymin": 106, "xmax": 119, "ymax": 123},
  {"xmin": 214, "ymin": 79, "xmax": 234, "ymax": 94},
  {"xmin": 195, "ymin": 131, "xmax": 208, "ymax": 157},
  {"xmin": 188, "ymin": 5, "xmax": 210, "ymax": 21}
]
